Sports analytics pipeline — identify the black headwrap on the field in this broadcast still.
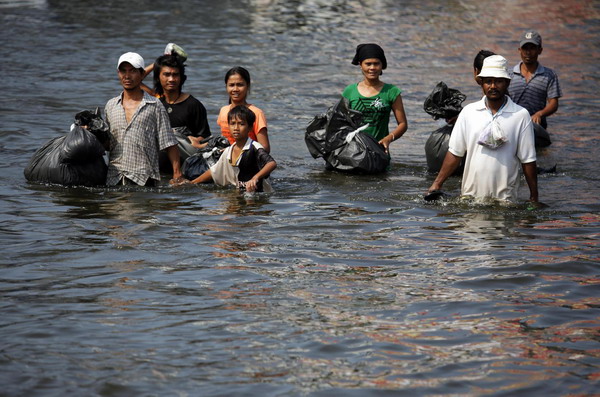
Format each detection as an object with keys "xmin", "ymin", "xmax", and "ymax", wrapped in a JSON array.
[{"xmin": 351, "ymin": 43, "xmax": 387, "ymax": 69}]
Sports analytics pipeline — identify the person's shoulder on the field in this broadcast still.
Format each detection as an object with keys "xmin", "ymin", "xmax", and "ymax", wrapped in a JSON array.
[
  {"xmin": 506, "ymin": 97, "xmax": 530, "ymax": 116},
  {"xmin": 538, "ymin": 63, "xmax": 559, "ymax": 78},
  {"xmin": 248, "ymin": 104, "xmax": 264, "ymax": 114},
  {"xmin": 250, "ymin": 140, "xmax": 265, "ymax": 150},
  {"xmin": 382, "ymin": 83, "xmax": 401, "ymax": 98},
  {"xmin": 142, "ymin": 91, "xmax": 159, "ymax": 103},
  {"xmin": 511, "ymin": 62, "xmax": 523, "ymax": 75},
  {"xmin": 463, "ymin": 97, "xmax": 485, "ymax": 112},
  {"xmin": 106, "ymin": 93, "xmax": 121, "ymax": 106},
  {"xmin": 342, "ymin": 83, "xmax": 358, "ymax": 96},
  {"xmin": 185, "ymin": 94, "xmax": 202, "ymax": 104}
]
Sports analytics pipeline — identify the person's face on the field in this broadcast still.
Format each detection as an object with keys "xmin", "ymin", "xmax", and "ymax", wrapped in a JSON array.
[
  {"xmin": 118, "ymin": 62, "xmax": 143, "ymax": 90},
  {"xmin": 228, "ymin": 115, "xmax": 250, "ymax": 141},
  {"xmin": 226, "ymin": 73, "xmax": 249, "ymax": 103},
  {"xmin": 360, "ymin": 58, "xmax": 383, "ymax": 79},
  {"xmin": 480, "ymin": 77, "xmax": 510, "ymax": 101},
  {"xmin": 159, "ymin": 66, "xmax": 181, "ymax": 93},
  {"xmin": 519, "ymin": 43, "xmax": 542, "ymax": 65}
]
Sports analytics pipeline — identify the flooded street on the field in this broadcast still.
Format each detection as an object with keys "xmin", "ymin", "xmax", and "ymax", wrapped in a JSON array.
[{"xmin": 1, "ymin": 0, "xmax": 599, "ymax": 395}]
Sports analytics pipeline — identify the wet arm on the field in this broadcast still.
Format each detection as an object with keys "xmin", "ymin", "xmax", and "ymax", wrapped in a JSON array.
[
  {"xmin": 245, "ymin": 160, "xmax": 277, "ymax": 192},
  {"xmin": 141, "ymin": 63, "xmax": 156, "ymax": 97},
  {"xmin": 167, "ymin": 145, "xmax": 183, "ymax": 181},
  {"xmin": 188, "ymin": 135, "xmax": 208, "ymax": 149},
  {"xmin": 428, "ymin": 152, "xmax": 463, "ymax": 193},
  {"xmin": 256, "ymin": 127, "xmax": 270, "ymax": 153},
  {"xmin": 379, "ymin": 95, "xmax": 408, "ymax": 152},
  {"xmin": 190, "ymin": 169, "xmax": 213, "ymax": 184},
  {"xmin": 532, "ymin": 98, "xmax": 558, "ymax": 125},
  {"xmin": 522, "ymin": 161, "xmax": 538, "ymax": 202}
]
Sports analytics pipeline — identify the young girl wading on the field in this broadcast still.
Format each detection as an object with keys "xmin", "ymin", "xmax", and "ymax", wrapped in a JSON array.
[{"xmin": 210, "ymin": 67, "xmax": 271, "ymax": 153}]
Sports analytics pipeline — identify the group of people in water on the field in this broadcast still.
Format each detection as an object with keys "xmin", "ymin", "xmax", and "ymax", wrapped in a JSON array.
[{"xmin": 104, "ymin": 29, "xmax": 561, "ymax": 202}]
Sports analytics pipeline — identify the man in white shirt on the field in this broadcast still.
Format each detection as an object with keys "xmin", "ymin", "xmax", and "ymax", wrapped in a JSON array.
[{"xmin": 427, "ymin": 55, "xmax": 538, "ymax": 203}]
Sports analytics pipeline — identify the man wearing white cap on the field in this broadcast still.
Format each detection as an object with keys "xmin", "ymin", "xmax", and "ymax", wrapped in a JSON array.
[
  {"xmin": 104, "ymin": 52, "xmax": 183, "ymax": 186},
  {"xmin": 427, "ymin": 55, "xmax": 538, "ymax": 203}
]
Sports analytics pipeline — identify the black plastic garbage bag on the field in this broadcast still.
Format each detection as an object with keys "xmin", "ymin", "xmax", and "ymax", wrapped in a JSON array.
[
  {"xmin": 325, "ymin": 127, "xmax": 390, "ymax": 173},
  {"xmin": 182, "ymin": 135, "xmax": 230, "ymax": 180},
  {"xmin": 533, "ymin": 122, "xmax": 552, "ymax": 148},
  {"xmin": 424, "ymin": 81, "xmax": 466, "ymax": 120},
  {"xmin": 159, "ymin": 126, "xmax": 206, "ymax": 173},
  {"xmin": 306, "ymin": 97, "xmax": 364, "ymax": 158},
  {"xmin": 424, "ymin": 124, "xmax": 464, "ymax": 175},
  {"xmin": 305, "ymin": 97, "xmax": 390, "ymax": 174},
  {"xmin": 24, "ymin": 109, "xmax": 108, "ymax": 186},
  {"xmin": 423, "ymin": 82, "xmax": 466, "ymax": 175},
  {"xmin": 425, "ymin": 124, "xmax": 453, "ymax": 173}
]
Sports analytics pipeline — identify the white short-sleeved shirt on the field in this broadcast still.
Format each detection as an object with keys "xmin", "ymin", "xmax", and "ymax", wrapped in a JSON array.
[{"xmin": 449, "ymin": 96, "xmax": 536, "ymax": 202}]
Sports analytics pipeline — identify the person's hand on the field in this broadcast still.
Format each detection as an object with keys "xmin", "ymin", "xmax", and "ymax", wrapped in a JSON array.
[
  {"xmin": 427, "ymin": 182, "xmax": 442, "ymax": 194},
  {"xmin": 245, "ymin": 178, "xmax": 259, "ymax": 192},
  {"xmin": 170, "ymin": 176, "xmax": 189, "ymax": 186},
  {"xmin": 378, "ymin": 134, "xmax": 394, "ymax": 154},
  {"xmin": 188, "ymin": 136, "xmax": 208, "ymax": 149},
  {"xmin": 531, "ymin": 112, "xmax": 543, "ymax": 125}
]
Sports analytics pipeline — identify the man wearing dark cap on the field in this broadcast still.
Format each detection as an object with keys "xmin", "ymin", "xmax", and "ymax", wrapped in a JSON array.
[{"xmin": 509, "ymin": 30, "xmax": 562, "ymax": 138}]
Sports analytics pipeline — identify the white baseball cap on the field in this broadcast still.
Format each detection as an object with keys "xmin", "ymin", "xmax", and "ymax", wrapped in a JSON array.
[
  {"xmin": 117, "ymin": 52, "xmax": 145, "ymax": 70},
  {"xmin": 477, "ymin": 55, "xmax": 511, "ymax": 80}
]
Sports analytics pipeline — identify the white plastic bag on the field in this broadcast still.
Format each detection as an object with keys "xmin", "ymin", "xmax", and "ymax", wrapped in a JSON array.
[{"xmin": 477, "ymin": 119, "xmax": 507, "ymax": 149}]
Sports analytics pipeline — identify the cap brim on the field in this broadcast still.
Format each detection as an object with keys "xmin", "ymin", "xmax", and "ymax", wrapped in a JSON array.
[{"xmin": 520, "ymin": 40, "xmax": 540, "ymax": 47}]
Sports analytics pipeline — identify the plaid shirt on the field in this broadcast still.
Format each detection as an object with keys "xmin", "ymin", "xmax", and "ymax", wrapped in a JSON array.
[{"xmin": 105, "ymin": 91, "xmax": 178, "ymax": 186}]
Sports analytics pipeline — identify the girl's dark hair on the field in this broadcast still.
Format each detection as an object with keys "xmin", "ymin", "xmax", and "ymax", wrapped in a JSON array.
[
  {"xmin": 153, "ymin": 54, "xmax": 187, "ymax": 96},
  {"xmin": 224, "ymin": 66, "xmax": 251, "ymax": 87},
  {"xmin": 473, "ymin": 50, "xmax": 495, "ymax": 74},
  {"xmin": 224, "ymin": 66, "xmax": 251, "ymax": 104},
  {"xmin": 227, "ymin": 105, "xmax": 256, "ymax": 126}
]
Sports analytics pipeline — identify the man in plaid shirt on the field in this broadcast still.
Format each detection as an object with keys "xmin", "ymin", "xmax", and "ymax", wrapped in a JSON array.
[{"xmin": 105, "ymin": 52, "xmax": 184, "ymax": 186}]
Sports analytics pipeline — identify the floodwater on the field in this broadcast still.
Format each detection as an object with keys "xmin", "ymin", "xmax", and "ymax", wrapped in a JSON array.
[{"xmin": 1, "ymin": 0, "xmax": 599, "ymax": 395}]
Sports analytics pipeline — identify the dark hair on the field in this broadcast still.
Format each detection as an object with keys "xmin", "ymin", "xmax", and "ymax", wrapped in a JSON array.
[
  {"xmin": 473, "ymin": 50, "xmax": 495, "ymax": 74},
  {"xmin": 224, "ymin": 66, "xmax": 251, "ymax": 87},
  {"xmin": 224, "ymin": 66, "xmax": 251, "ymax": 104},
  {"xmin": 227, "ymin": 105, "xmax": 256, "ymax": 126},
  {"xmin": 153, "ymin": 54, "xmax": 187, "ymax": 96}
]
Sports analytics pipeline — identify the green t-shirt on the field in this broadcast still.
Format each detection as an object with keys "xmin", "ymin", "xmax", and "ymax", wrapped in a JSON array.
[{"xmin": 342, "ymin": 83, "xmax": 402, "ymax": 141}]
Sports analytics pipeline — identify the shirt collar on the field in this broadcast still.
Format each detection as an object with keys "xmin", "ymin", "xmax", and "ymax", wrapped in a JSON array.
[
  {"xmin": 116, "ymin": 90, "xmax": 157, "ymax": 105},
  {"xmin": 513, "ymin": 61, "xmax": 546, "ymax": 76},
  {"xmin": 227, "ymin": 138, "xmax": 253, "ymax": 166},
  {"xmin": 475, "ymin": 95, "xmax": 519, "ymax": 113}
]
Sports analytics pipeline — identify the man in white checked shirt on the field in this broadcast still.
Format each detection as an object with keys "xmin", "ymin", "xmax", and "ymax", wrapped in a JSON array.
[{"xmin": 105, "ymin": 52, "xmax": 184, "ymax": 186}]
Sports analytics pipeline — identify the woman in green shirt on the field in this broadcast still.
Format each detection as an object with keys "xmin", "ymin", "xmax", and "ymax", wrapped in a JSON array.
[{"xmin": 342, "ymin": 43, "xmax": 408, "ymax": 154}]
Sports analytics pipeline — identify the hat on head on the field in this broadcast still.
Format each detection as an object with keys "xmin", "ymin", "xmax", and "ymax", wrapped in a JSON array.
[
  {"xmin": 352, "ymin": 43, "xmax": 387, "ymax": 69},
  {"xmin": 519, "ymin": 30, "xmax": 542, "ymax": 47},
  {"xmin": 117, "ymin": 52, "xmax": 145, "ymax": 70},
  {"xmin": 477, "ymin": 55, "xmax": 511, "ymax": 80}
]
